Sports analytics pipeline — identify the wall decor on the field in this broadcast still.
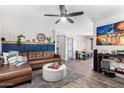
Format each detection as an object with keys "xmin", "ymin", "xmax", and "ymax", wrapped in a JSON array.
[
  {"xmin": 37, "ymin": 33, "xmax": 46, "ymax": 42},
  {"xmin": 97, "ymin": 21, "xmax": 124, "ymax": 45}
]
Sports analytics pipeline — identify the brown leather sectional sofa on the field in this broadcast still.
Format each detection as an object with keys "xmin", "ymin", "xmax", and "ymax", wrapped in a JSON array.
[
  {"xmin": 0, "ymin": 51, "xmax": 60, "ymax": 87},
  {"xmin": 20, "ymin": 51, "xmax": 61, "ymax": 69}
]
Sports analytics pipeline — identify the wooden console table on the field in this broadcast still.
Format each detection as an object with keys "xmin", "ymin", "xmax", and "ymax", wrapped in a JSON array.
[{"xmin": 97, "ymin": 53, "xmax": 124, "ymax": 73}]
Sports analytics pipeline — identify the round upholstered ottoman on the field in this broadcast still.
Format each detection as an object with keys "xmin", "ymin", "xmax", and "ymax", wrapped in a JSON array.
[{"xmin": 42, "ymin": 63, "xmax": 66, "ymax": 82}]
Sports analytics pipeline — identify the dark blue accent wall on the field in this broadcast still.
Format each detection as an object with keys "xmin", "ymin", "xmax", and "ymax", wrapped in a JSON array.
[{"xmin": 2, "ymin": 43, "xmax": 55, "ymax": 52}]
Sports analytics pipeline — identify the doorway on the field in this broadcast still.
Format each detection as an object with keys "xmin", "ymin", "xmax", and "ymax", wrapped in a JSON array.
[{"xmin": 67, "ymin": 37, "xmax": 73, "ymax": 60}]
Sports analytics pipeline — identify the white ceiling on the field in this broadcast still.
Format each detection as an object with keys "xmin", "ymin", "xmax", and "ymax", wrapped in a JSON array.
[
  {"xmin": 41, "ymin": 5, "xmax": 124, "ymax": 22},
  {"xmin": 0, "ymin": 5, "xmax": 124, "ymax": 35}
]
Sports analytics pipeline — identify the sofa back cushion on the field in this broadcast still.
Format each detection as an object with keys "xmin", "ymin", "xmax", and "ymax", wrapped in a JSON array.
[
  {"xmin": 28, "ymin": 52, "xmax": 43, "ymax": 60},
  {"xmin": 43, "ymin": 51, "xmax": 55, "ymax": 58},
  {"xmin": 3, "ymin": 52, "xmax": 10, "ymax": 64}
]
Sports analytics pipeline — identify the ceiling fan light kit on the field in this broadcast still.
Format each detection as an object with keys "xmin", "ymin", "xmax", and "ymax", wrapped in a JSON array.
[
  {"xmin": 44, "ymin": 5, "xmax": 83, "ymax": 24},
  {"xmin": 61, "ymin": 17, "xmax": 67, "ymax": 21}
]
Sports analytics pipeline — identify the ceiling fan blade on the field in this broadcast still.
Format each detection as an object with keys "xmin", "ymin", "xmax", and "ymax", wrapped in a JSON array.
[
  {"xmin": 55, "ymin": 19, "xmax": 61, "ymax": 24},
  {"xmin": 67, "ymin": 12, "xmax": 83, "ymax": 17},
  {"xmin": 44, "ymin": 14, "xmax": 60, "ymax": 17},
  {"xmin": 60, "ymin": 5, "xmax": 66, "ymax": 15},
  {"xmin": 67, "ymin": 18, "xmax": 74, "ymax": 23}
]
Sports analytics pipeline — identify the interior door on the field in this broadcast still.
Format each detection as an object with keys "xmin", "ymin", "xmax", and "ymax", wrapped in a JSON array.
[
  {"xmin": 57, "ymin": 35, "xmax": 66, "ymax": 60},
  {"xmin": 67, "ymin": 37, "xmax": 73, "ymax": 60}
]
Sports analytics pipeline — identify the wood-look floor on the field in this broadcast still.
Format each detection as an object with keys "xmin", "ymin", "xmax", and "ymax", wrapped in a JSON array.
[{"xmin": 63, "ymin": 58, "xmax": 124, "ymax": 88}]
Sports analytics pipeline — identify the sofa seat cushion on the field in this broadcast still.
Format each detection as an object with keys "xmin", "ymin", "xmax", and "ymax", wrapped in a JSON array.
[
  {"xmin": 29, "ymin": 59, "xmax": 47, "ymax": 65},
  {"xmin": 46, "ymin": 58, "xmax": 60, "ymax": 62},
  {"xmin": 0, "ymin": 63, "xmax": 32, "ymax": 82},
  {"xmin": 31, "ymin": 64, "xmax": 44, "ymax": 70}
]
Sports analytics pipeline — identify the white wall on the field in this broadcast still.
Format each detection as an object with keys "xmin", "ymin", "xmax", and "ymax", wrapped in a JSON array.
[
  {"xmin": 94, "ymin": 13, "xmax": 124, "ymax": 53},
  {"xmin": 0, "ymin": 6, "xmax": 55, "ymax": 42},
  {"xmin": 0, "ymin": 19, "xmax": 55, "ymax": 42}
]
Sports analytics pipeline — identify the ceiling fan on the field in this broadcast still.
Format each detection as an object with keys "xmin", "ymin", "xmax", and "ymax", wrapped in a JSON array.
[{"xmin": 44, "ymin": 5, "xmax": 84, "ymax": 24}]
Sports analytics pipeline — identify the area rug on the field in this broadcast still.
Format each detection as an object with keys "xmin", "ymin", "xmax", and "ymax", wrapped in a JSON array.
[{"xmin": 14, "ymin": 67, "xmax": 84, "ymax": 88}]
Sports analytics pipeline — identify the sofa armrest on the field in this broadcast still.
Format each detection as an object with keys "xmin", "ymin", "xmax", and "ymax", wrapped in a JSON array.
[
  {"xmin": 54, "ymin": 54, "xmax": 61, "ymax": 62},
  {"xmin": 54, "ymin": 54, "xmax": 60, "ymax": 58},
  {"xmin": 0, "ymin": 58, "xmax": 4, "ymax": 67}
]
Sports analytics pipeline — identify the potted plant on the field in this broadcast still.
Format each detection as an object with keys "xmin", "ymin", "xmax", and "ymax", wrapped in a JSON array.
[
  {"xmin": 17, "ymin": 34, "xmax": 25, "ymax": 45},
  {"xmin": 46, "ymin": 37, "xmax": 52, "ymax": 43}
]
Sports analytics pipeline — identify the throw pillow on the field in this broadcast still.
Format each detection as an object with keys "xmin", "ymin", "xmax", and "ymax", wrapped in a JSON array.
[
  {"xmin": 9, "ymin": 51, "xmax": 19, "ymax": 55},
  {"xmin": 3, "ymin": 52, "xmax": 10, "ymax": 64},
  {"xmin": 7, "ymin": 54, "xmax": 17, "ymax": 64},
  {"xmin": 16, "ymin": 56, "xmax": 27, "ymax": 62}
]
